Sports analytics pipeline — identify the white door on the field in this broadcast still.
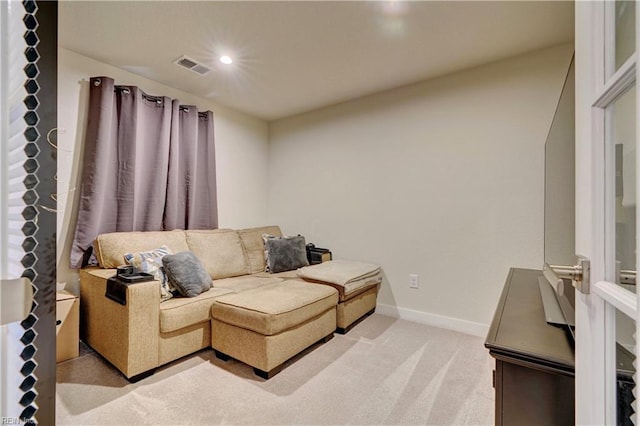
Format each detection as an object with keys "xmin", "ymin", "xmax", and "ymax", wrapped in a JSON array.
[{"xmin": 575, "ymin": 1, "xmax": 638, "ymax": 424}]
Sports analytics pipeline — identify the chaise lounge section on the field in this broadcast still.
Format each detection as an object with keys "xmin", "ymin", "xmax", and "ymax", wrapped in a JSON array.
[
  {"xmin": 298, "ymin": 259, "xmax": 382, "ymax": 333},
  {"xmin": 211, "ymin": 280, "xmax": 338, "ymax": 378}
]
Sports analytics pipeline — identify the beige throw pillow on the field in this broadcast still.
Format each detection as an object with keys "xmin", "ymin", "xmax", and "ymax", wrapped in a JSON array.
[{"xmin": 124, "ymin": 245, "xmax": 176, "ymax": 301}]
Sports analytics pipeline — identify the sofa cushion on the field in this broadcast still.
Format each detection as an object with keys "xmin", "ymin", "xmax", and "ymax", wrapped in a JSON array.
[
  {"xmin": 307, "ymin": 276, "xmax": 381, "ymax": 302},
  {"xmin": 297, "ymin": 260, "xmax": 382, "ymax": 301},
  {"xmin": 263, "ymin": 235, "xmax": 309, "ymax": 273},
  {"xmin": 211, "ymin": 280, "xmax": 338, "ymax": 336},
  {"xmin": 253, "ymin": 270, "xmax": 299, "ymax": 280},
  {"xmin": 297, "ymin": 259, "xmax": 381, "ymax": 286},
  {"xmin": 213, "ymin": 275, "xmax": 284, "ymax": 293},
  {"xmin": 162, "ymin": 251, "xmax": 213, "ymax": 298},
  {"xmin": 94, "ymin": 230, "xmax": 189, "ymax": 269},
  {"xmin": 238, "ymin": 226, "xmax": 282, "ymax": 274},
  {"xmin": 186, "ymin": 230, "xmax": 250, "ymax": 279},
  {"xmin": 159, "ymin": 287, "xmax": 233, "ymax": 333}
]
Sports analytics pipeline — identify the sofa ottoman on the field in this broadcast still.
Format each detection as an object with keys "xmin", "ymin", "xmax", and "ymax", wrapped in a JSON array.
[
  {"xmin": 210, "ymin": 280, "xmax": 338, "ymax": 379},
  {"xmin": 297, "ymin": 260, "xmax": 382, "ymax": 333}
]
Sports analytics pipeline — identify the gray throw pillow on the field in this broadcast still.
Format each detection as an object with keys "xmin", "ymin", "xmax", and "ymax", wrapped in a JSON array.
[
  {"xmin": 162, "ymin": 251, "xmax": 212, "ymax": 298},
  {"xmin": 264, "ymin": 235, "xmax": 309, "ymax": 273}
]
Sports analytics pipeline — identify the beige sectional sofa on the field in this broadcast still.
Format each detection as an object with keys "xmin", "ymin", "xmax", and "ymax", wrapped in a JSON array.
[{"xmin": 79, "ymin": 225, "xmax": 381, "ymax": 380}]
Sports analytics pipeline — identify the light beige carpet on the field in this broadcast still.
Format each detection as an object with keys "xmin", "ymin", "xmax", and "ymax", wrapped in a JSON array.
[{"xmin": 56, "ymin": 314, "xmax": 494, "ymax": 425}]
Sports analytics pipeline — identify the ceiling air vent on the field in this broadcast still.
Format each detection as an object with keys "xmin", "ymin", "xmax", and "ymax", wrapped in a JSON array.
[{"xmin": 173, "ymin": 55, "xmax": 211, "ymax": 76}]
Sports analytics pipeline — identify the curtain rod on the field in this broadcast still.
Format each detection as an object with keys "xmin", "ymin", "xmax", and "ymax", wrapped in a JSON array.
[{"xmin": 93, "ymin": 78, "xmax": 209, "ymax": 116}]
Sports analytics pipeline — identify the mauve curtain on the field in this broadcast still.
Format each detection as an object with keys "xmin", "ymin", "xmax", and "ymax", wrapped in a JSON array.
[
  {"xmin": 165, "ymin": 104, "xmax": 217, "ymax": 230},
  {"xmin": 70, "ymin": 76, "xmax": 218, "ymax": 268}
]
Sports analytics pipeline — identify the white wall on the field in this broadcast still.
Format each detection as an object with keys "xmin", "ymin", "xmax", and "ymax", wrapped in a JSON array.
[
  {"xmin": 58, "ymin": 44, "xmax": 574, "ymax": 333},
  {"xmin": 57, "ymin": 48, "xmax": 270, "ymax": 294},
  {"xmin": 268, "ymin": 44, "xmax": 574, "ymax": 332}
]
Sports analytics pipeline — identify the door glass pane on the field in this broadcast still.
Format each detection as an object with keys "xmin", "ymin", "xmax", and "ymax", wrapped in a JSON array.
[
  {"xmin": 607, "ymin": 85, "xmax": 636, "ymax": 288},
  {"xmin": 608, "ymin": 0, "xmax": 635, "ymax": 76}
]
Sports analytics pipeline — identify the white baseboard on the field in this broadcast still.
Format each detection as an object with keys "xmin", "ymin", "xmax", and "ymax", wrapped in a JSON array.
[{"xmin": 376, "ymin": 303, "xmax": 489, "ymax": 338}]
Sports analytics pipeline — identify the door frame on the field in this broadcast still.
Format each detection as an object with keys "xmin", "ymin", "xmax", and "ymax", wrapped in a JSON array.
[
  {"xmin": 0, "ymin": 1, "xmax": 58, "ymax": 423},
  {"xmin": 575, "ymin": 1, "xmax": 638, "ymax": 424}
]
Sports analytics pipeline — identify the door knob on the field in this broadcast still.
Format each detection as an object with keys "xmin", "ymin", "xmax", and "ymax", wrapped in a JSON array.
[{"xmin": 545, "ymin": 257, "xmax": 591, "ymax": 294}]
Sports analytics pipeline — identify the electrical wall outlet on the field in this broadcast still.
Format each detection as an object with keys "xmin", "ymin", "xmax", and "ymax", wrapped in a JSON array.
[{"xmin": 409, "ymin": 274, "xmax": 419, "ymax": 289}]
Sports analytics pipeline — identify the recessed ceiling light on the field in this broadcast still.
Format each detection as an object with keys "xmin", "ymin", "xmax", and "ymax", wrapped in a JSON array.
[{"xmin": 219, "ymin": 56, "xmax": 233, "ymax": 65}]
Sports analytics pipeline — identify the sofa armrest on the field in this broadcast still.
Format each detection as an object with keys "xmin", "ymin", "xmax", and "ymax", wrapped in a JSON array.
[{"xmin": 79, "ymin": 268, "xmax": 160, "ymax": 378}]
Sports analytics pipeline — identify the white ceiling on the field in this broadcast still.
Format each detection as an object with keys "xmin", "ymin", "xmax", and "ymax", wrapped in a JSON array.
[{"xmin": 59, "ymin": 1, "xmax": 574, "ymax": 121}]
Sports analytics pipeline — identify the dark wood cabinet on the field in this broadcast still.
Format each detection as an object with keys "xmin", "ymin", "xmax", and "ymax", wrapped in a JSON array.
[
  {"xmin": 485, "ymin": 268, "xmax": 575, "ymax": 426},
  {"xmin": 486, "ymin": 268, "xmax": 635, "ymax": 425}
]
